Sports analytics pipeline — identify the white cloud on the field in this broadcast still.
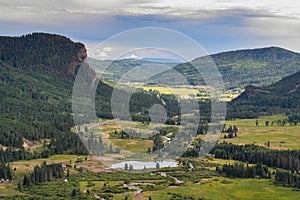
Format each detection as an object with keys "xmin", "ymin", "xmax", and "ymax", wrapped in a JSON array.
[
  {"xmin": 102, "ymin": 47, "xmax": 112, "ymax": 52},
  {"xmin": 124, "ymin": 54, "xmax": 142, "ymax": 60},
  {"xmin": 91, "ymin": 49, "xmax": 111, "ymax": 60},
  {"xmin": 246, "ymin": 16, "xmax": 300, "ymax": 38},
  {"xmin": 1, "ymin": 0, "xmax": 300, "ymax": 52},
  {"xmin": 1, "ymin": 0, "xmax": 300, "ymax": 23}
]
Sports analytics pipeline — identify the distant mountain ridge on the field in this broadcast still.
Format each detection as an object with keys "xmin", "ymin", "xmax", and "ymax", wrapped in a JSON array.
[
  {"xmin": 88, "ymin": 57, "xmax": 177, "ymax": 82},
  {"xmin": 152, "ymin": 46, "xmax": 300, "ymax": 89}
]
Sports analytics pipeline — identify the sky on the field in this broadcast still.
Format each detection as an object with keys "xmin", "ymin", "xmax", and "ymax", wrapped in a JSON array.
[{"xmin": 1, "ymin": 0, "xmax": 300, "ymax": 60}]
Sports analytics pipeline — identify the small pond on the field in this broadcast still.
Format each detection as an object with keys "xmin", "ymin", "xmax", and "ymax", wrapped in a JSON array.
[{"xmin": 110, "ymin": 160, "xmax": 178, "ymax": 170}]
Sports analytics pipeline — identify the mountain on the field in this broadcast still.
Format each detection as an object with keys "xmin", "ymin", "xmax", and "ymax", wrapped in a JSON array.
[
  {"xmin": 0, "ymin": 33, "xmax": 180, "ymax": 154},
  {"xmin": 0, "ymin": 33, "xmax": 86, "ymax": 78},
  {"xmin": 152, "ymin": 47, "xmax": 300, "ymax": 89},
  {"xmin": 228, "ymin": 71, "xmax": 300, "ymax": 118},
  {"xmin": 1, "ymin": 33, "xmax": 298, "ymax": 156},
  {"xmin": 0, "ymin": 33, "xmax": 89, "ymax": 155},
  {"xmin": 88, "ymin": 57, "xmax": 177, "ymax": 82}
]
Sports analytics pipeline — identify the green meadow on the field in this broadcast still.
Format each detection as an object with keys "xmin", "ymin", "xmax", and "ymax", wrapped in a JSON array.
[
  {"xmin": 142, "ymin": 177, "xmax": 300, "ymax": 200},
  {"xmin": 221, "ymin": 116, "xmax": 300, "ymax": 150}
]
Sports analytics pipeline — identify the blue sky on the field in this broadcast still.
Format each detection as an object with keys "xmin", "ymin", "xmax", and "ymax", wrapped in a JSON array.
[{"xmin": 1, "ymin": 0, "xmax": 300, "ymax": 60}]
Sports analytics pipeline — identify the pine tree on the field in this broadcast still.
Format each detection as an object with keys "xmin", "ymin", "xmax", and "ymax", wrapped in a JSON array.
[
  {"xmin": 156, "ymin": 162, "xmax": 160, "ymax": 169},
  {"xmin": 23, "ymin": 175, "xmax": 28, "ymax": 186},
  {"xmin": 18, "ymin": 182, "xmax": 23, "ymax": 192},
  {"xmin": 71, "ymin": 188, "xmax": 77, "ymax": 197},
  {"xmin": 109, "ymin": 143, "xmax": 113, "ymax": 153},
  {"xmin": 265, "ymin": 121, "xmax": 269, "ymax": 126},
  {"xmin": 129, "ymin": 164, "xmax": 134, "ymax": 171}
]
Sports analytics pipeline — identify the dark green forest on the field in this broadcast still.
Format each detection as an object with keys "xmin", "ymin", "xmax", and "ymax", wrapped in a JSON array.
[
  {"xmin": 0, "ymin": 33, "xmax": 86, "ymax": 77},
  {"xmin": 228, "ymin": 71, "xmax": 300, "ymax": 119},
  {"xmin": 22, "ymin": 162, "xmax": 64, "ymax": 187},
  {"xmin": 212, "ymin": 142, "xmax": 300, "ymax": 171},
  {"xmin": 217, "ymin": 163, "xmax": 270, "ymax": 179},
  {"xmin": 154, "ymin": 47, "xmax": 300, "ymax": 89},
  {"xmin": 0, "ymin": 34, "xmax": 91, "ymax": 162}
]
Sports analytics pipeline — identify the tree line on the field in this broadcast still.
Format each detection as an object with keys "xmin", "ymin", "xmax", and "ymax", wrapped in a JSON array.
[
  {"xmin": 0, "ymin": 131, "xmax": 88, "ymax": 167},
  {"xmin": 275, "ymin": 170, "xmax": 300, "ymax": 188},
  {"xmin": 21, "ymin": 162, "xmax": 64, "ymax": 188},
  {"xmin": 217, "ymin": 163, "xmax": 270, "ymax": 179},
  {"xmin": 212, "ymin": 142, "xmax": 300, "ymax": 171},
  {"xmin": 0, "ymin": 163, "xmax": 12, "ymax": 180}
]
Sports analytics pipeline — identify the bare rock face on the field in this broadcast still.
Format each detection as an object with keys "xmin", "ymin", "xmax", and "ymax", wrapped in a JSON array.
[
  {"xmin": 69, "ymin": 45, "xmax": 87, "ymax": 76},
  {"xmin": 78, "ymin": 46, "xmax": 88, "ymax": 62},
  {"xmin": 243, "ymin": 85, "xmax": 271, "ymax": 98},
  {"xmin": 0, "ymin": 32, "xmax": 88, "ymax": 79}
]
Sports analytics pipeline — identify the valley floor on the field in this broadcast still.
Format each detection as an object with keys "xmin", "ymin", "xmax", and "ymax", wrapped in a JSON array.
[{"xmin": 1, "ymin": 116, "xmax": 299, "ymax": 199}]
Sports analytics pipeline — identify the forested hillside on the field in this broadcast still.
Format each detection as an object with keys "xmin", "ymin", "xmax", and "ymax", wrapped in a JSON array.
[
  {"xmin": 153, "ymin": 47, "xmax": 300, "ymax": 89},
  {"xmin": 0, "ymin": 33, "xmax": 90, "ymax": 157},
  {"xmin": 0, "ymin": 33, "xmax": 181, "ymax": 156},
  {"xmin": 228, "ymin": 71, "xmax": 300, "ymax": 118},
  {"xmin": 88, "ymin": 58, "xmax": 177, "ymax": 82},
  {"xmin": 0, "ymin": 33, "xmax": 86, "ymax": 77}
]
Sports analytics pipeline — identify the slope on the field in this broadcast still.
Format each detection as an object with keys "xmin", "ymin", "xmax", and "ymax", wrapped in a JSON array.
[
  {"xmin": 0, "ymin": 33, "xmax": 180, "ymax": 152},
  {"xmin": 228, "ymin": 71, "xmax": 300, "ymax": 118},
  {"xmin": 152, "ymin": 47, "xmax": 300, "ymax": 89},
  {"xmin": 0, "ymin": 33, "xmax": 89, "ymax": 155},
  {"xmin": 88, "ymin": 57, "xmax": 177, "ymax": 82}
]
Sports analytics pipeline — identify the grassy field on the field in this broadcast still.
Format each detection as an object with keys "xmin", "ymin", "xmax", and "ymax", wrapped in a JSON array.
[
  {"xmin": 88, "ymin": 119, "xmax": 163, "ymax": 137},
  {"xmin": 5, "ymin": 154, "xmax": 97, "ymax": 193},
  {"xmin": 95, "ymin": 115, "xmax": 300, "ymax": 153},
  {"xmin": 11, "ymin": 156, "xmax": 55, "ymax": 174},
  {"xmin": 140, "ymin": 85, "xmax": 200, "ymax": 97},
  {"xmin": 11, "ymin": 154, "xmax": 88, "ymax": 174},
  {"xmin": 140, "ymin": 85, "xmax": 242, "ymax": 101},
  {"xmin": 3, "ymin": 115, "xmax": 299, "ymax": 199},
  {"xmin": 199, "ymin": 157, "xmax": 278, "ymax": 174},
  {"xmin": 89, "ymin": 119, "xmax": 178, "ymax": 153},
  {"xmin": 201, "ymin": 157, "xmax": 255, "ymax": 166},
  {"xmin": 0, "ymin": 155, "xmax": 80, "ymax": 196},
  {"xmin": 97, "ymin": 156, "xmax": 300, "ymax": 200},
  {"xmin": 4, "ymin": 154, "xmax": 300, "ymax": 199},
  {"xmin": 95, "ymin": 119, "xmax": 178, "ymax": 135},
  {"xmin": 221, "ymin": 116, "xmax": 300, "ymax": 150},
  {"xmin": 0, "ymin": 182, "xmax": 21, "ymax": 197},
  {"xmin": 110, "ymin": 139, "xmax": 153, "ymax": 153},
  {"xmin": 142, "ymin": 177, "xmax": 300, "ymax": 200},
  {"xmin": 79, "ymin": 180, "xmax": 124, "ymax": 192}
]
